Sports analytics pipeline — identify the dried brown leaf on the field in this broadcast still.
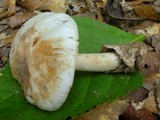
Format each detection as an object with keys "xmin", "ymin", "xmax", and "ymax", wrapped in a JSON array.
[
  {"xmin": 134, "ymin": 4, "xmax": 160, "ymax": 21},
  {"xmin": 0, "ymin": 35, "xmax": 15, "ymax": 47},
  {"xmin": 144, "ymin": 73, "xmax": 160, "ymax": 91},
  {"xmin": 74, "ymin": 100, "xmax": 129, "ymax": 120},
  {"xmin": 0, "ymin": 25, "xmax": 9, "ymax": 33},
  {"xmin": 9, "ymin": 12, "xmax": 36, "ymax": 28},
  {"xmin": 86, "ymin": 0, "xmax": 95, "ymax": 8},
  {"xmin": 0, "ymin": 46, "xmax": 10, "ymax": 67},
  {"xmin": 18, "ymin": 0, "xmax": 67, "ymax": 13},
  {"xmin": 2, "ymin": 0, "xmax": 9, "ymax": 11},
  {"xmin": 101, "ymin": 42, "xmax": 147, "ymax": 72},
  {"xmin": 155, "ymin": 78, "xmax": 160, "ymax": 113},
  {"xmin": 140, "ymin": 51, "xmax": 160, "ymax": 75},
  {"xmin": 44, "ymin": 0, "xmax": 67, "ymax": 13},
  {"xmin": 128, "ymin": 0, "xmax": 154, "ymax": 6},
  {"xmin": 149, "ymin": 35, "xmax": 160, "ymax": 58},
  {"xmin": 0, "ymin": 18, "xmax": 8, "ymax": 25},
  {"xmin": 17, "ymin": 0, "xmax": 43, "ymax": 11},
  {"xmin": 95, "ymin": 1, "xmax": 106, "ymax": 22},
  {"xmin": 0, "ymin": 11, "xmax": 9, "ymax": 20},
  {"xmin": 143, "ymin": 94, "xmax": 159, "ymax": 114},
  {"xmin": 121, "ymin": 105, "xmax": 157, "ymax": 120},
  {"xmin": 2, "ymin": 0, "xmax": 16, "ymax": 15},
  {"xmin": 127, "ymin": 88, "xmax": 149, "ymax": 102}
]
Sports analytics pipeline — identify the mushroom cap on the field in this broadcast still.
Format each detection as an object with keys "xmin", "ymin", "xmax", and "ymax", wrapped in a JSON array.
[{"xmin": 9, "ymin": 12, "xmax": 79, "ymax": 111}]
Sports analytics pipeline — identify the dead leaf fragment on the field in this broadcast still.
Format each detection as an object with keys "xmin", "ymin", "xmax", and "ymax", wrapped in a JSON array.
[
  {"xmin": 149, "ymin": 35, "xmax": 160, "ymax": 58},
  {"xmin": 101, "ymin": 42, "xmax": 147, "ymax": 72},
  {"xmin": 2, "ymin": 0, "xmax": 16, "ymax": 15},
  {"xmin": 155, "ymin": 78, "xmax": 160, "ymax": 113},
  {"xmin": 127, "ymin": 88, "xmax": 149, "ymax": 102},
  {"xmin": 17, "ymin": 0, "xmax": 43, "ymax": 11},
  {"xmin": 128, "ymin": 0, "xmax": 154, "ymax": 6},
  {"xmin": 44, "ymin": 0, "xmax": 67, "ymax": 13},
  {"xmin": 143, "ymin": 94, "xmax": 159, "ymax": 114},
  {"xmin": 18, "ymin": 0, "xmax": 67, "ymax": 13},
  {"xmin": 0, "ymin": 35, "xmax": 15, "ymax": 47},
  {"xmin": 74, "ymin": 100, "xmax": 129, "ymax": 120},
  {"xmin": 134, "ymin": 4, "xmax": 160, "ymax": 21},
  {"xmin": 9, "ymin": 12, "xmax": 36, "ymax": 28},
  {"xmin": 86, "ymin": 0, "xmax": 95, "ymax": 9},
  {"xmin": 0, "ymin": 11, "xmax": 9, "ymax": 20},
  {"xmin": 0, "ymin": 25, "xmax": 9, "ymax": 33},
  {"xmin": 140, "ymin": 51, "xmax": 160, "ymax": 75},
  {"xmin": 0, "ymin": 46, "xmax": 10, "ymax": 67},
  {"xmin": 121, "ymin": 105, "xmax": 157, "ymax": 120}
]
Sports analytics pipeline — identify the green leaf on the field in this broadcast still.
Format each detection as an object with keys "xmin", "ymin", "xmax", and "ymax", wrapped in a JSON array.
[{"xmin": 0, "ymin": 17, "xmax": 144, "ymax": 120}]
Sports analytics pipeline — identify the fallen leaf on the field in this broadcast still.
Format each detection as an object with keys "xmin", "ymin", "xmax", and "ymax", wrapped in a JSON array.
[
  {"xmin": 0, "ymin": 46, "xmax": 10, "ymax": 67},
  {"xmin": 0, "ymin": 35, "xmax": 15, "ymax": 47},
  {"xmin": 95, "ymin": 1, "xmax": 105, "ymax": 22},
  {"xmin": 0, "ymin": 11, "xmax": 9, "ymax": 20},
  {"xmin": 127, "ymin": 88, "xmax": 149, "ymax": 102},
  {"xmin": 0, "ymin": 24, "xmax": 9, "ymax": 33},
  {"xmin": 0, "ymin": 33, "xmax": 6, "ymax": 39},
  {"xmin": 140, "ymin": 51, "xmax": 160, "ymax": 75},
  {"xmin": 143, "ymin": 92, "xmax": 159, "ymax": 114},
  {"xmin": 101, "ymin": 42, "xmax": 147, "ymax": 72},
  {"xmin": 155, "ymin": 78, "xmax": 160, "ymax": 113},
  {"xmin": 67, "ymin": 0, "xmax": 88, "ymax": 15},
  {"xmin": 18, "ymin": 0, "xmax": 67, "ymax": 13},
  {"xmin": 2, "ymin": 0, "xmax": 16, "ymax": 15},
  {"xmin": 17, "ymin": 0, "xmax": 43, "ymax": 11},
  {"xmin": 44, "ymin": 0, "xmax": 67, "ymax": 13},
  {"xmin": 9, "ymin": 12, "xmax": 36, "ymax": 28},
  {"xmin": 86, "ymin": 0, "xmax": 95, "ymax": 9},
  {"xmin": 0, "ymin": 18, "xmax": 9, "ymax": 25},
  {"xmin": 121, "ymin": 105, "xmax": 157, "ymax": 120},
  {"xmin": 74, "ymin": 100, "xmax": 129, "ymax": 120},
  {"xmin": 128, "ymin": 0, "xmax": 154, "ymax": 6},
  {"xmin": 150, "ymin": 35, "xmax": 160, "ymax": 58},
  {"xmin": 134, "ymin": 4, "xmax": 160, "ymax": 21},
  {"xmin": 144, "ymin": 73, "xmax": 160, "ymax": 90}
]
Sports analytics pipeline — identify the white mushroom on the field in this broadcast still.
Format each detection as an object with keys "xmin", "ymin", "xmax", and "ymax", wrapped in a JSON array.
[{"xmin": 9, "ymin": 12, "xmax": 121, "ymax": 111}]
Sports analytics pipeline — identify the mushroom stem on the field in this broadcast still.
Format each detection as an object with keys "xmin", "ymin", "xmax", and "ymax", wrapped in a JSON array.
[{"xmin": 76, "ymin": 53, "xmax": 121, "ymax": 72}]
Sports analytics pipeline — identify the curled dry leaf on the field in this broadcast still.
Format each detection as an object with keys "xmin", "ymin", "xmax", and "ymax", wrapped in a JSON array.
[
  {"xmin": 9, "ymin": 12, "xmax": 36, "ymax": 28},
  {"xmin": 101, "ymin": 42, "xmax": 147, "ymax": 72},
  {"xmin": 74, "ymin": 100, "xmax": 129, "ymax": 120},
  {"xmin": 134, "ymin": 4, "xmax": 160, "ymax": 21}
]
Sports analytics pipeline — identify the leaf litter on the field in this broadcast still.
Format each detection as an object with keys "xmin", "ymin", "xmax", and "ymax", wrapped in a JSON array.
[{"xmin": 0, "ymin": 0, "xmax": 160, "ymax": 119}]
